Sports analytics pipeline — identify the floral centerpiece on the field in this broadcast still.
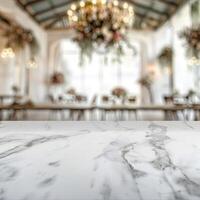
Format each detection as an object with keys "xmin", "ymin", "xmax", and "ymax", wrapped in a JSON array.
[
  {"xmin": 111, "ymin": 87, "xmax": 127, "ymax": 98},
  {"xmin": 66, "ymin": 0, "xmax": 134, "ymax": 65},
  {"xmin": 49, "ymin": 72, "xmax": 65, "ymax": 85},
  {"xmin": 66, "ymin": 88, "xmax": 76, "ymax": 95}
]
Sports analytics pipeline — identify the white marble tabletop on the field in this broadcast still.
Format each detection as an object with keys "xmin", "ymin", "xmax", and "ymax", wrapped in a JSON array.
[{"xmin": 0, "ymin": 121, "xmax": 200, "ymax": 200}]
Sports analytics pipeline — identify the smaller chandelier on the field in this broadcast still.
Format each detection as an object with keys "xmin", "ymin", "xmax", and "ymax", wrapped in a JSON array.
[
  {"xmin": 1, "ymin": 47, "xmax": 15, "ymax": 58},
  {"xmin": 188, "ymin": 56, "xmax": 200, "ymax": 67},
  {"xmin": 27, "ymin": 58, "xmax": 37, "ymax": 69}
]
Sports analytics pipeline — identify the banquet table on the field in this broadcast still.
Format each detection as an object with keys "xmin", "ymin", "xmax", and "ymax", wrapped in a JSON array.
[
  {"xmin": 0, "ymin": 103, "xmax": 200, "ymax": 120},
  {"xmin": 0, "ymin": 95, "xmax": 23, "ymax": 104},
  {"xmin": 0, "ymin": 103, "xmax": 195, "ymax": 111},
  {"xmin": 0, "ymin": 103, "xmax": 198, "ymax": 110},
  {"xmin": 0, "ymin": 121, "xmax": 200, "ymax": 200}
]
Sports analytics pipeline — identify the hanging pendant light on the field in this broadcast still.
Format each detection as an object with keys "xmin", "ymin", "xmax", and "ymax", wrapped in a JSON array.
[
  {"xmin": 188, "ymin": 56, "xmax": 200, "ymax": 67},
  {"xmin": 27, "ymin": 57, "xmax": 37, "ymax": 69},
  {"xmin": 1, "ymin": 46, "xmax": 15, "ymax": 58}
]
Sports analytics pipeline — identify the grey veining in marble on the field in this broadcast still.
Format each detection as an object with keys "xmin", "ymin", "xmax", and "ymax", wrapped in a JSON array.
[{"xmin": 0, "ymin": 121, "xmax": 200, "ymax": 200}]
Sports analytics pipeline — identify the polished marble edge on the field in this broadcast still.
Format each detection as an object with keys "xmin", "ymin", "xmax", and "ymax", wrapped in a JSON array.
[{"xmin": 0, "ymin": 121, "xmax": 200, "ymax": 200}]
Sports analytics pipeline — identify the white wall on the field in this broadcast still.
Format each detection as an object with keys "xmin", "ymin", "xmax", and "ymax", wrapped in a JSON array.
[
  {"xmin": 0, "ymin": 0, "xmax": 48, "ymax": 102},
  {"xmin": 172, "ymin": 5, "xmax": 194, "ymax": 94},
  {"xmin": 149, "ymin": 3, "xmax": 194, "ymax": 101}
]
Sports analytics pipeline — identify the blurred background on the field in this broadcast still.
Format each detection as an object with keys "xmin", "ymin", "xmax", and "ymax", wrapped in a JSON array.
[{"xmin": 0, "ymin": 0, "xmax": 199, "ymax": 121}]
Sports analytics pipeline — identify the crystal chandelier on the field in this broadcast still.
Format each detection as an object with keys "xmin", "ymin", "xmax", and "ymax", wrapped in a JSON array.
[
  {"xmin": 67, "ymin": 0, "xmax": 134, "ymax": 27},
  {"xmin": 66, "ymin": 0, "xmax": 135, "ymax": 64}
]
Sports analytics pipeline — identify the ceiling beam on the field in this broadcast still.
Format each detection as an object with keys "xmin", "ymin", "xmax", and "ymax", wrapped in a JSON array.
[
  {"xmin": 138, "ymin": 1, "xmax": 154, "ymax": 30},
  {"xmin": 34, "ymin": 0, "xmax": 172, "ymax": 18},
  {"xmin": 157, "ymin": 0, "xmax": 178, "ymax": 7},
  {"xmin": 17, "ymin": 0, "xmax": 188, "ymax": 30},
  {"xmin": 24, "ymin": 0, "xmax": 45, "ymax": 7},
  {"xmin": 38, "ymin": 12, "xmax": 64, "ymax": 23},
  {"xmin": 154, "ymin": 0, "xmax": 188, "ymax": 29},
  {"xmin": 127, "ymin": 0, "xmax": 169, "ymax": 17},
  {"xmin": 33, "ymin": 1, "xmax": 73, "ymax": 17},
  {"xmin": 136, "ymin": 12, "xmax": 163, "ymax": 23},
  {"xmin": 0, "ymin": 14, "xmax": 11, "ymax": 25},
  {"xmin": 37, "ymin": 0, "xmax": 169, "ymax": 23},
  {"xmin": 45, "ymin": 15, "xmax": 65, "ymax": 29},
  {"xmin": 16, "ymin": 0, "xmax": 41, "ymax": 24},
  {"xmin": 39, "ymin": 11, "xmax": 161, "ymax": 23},
  {"xmin": 25, "ymin": 0, "xmax": 183, "ymax": 8},
  {"xmin": 44, "ymin": 9, "xmax": 163, "ymax": 29}
]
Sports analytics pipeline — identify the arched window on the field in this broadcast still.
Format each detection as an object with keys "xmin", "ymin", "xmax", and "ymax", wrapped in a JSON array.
[{"xmin": 58, "ymin": 39, "xmax": 141, "ymax": 99}]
